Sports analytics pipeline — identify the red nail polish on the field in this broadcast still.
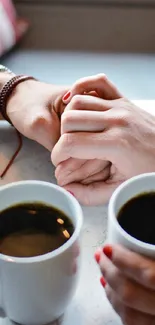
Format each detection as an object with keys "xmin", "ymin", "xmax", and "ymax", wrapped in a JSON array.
[
  {"xmin": 94, "ymin": 251, "xmax": 100, "ymax": 264},
  {"xmin": 103, "ymin": 245, "xmax": 113, "ymax": 259},
  {"xmin": 100, "ymin": 276, "xmax": 106, "ymax": 288},
  {"xmin": 63, "ymin": 91, "xmax": 71, "ymax": 101},
  {"xmin": 68, "ymin": 191, "xmax": 75, "ymax": 197}
]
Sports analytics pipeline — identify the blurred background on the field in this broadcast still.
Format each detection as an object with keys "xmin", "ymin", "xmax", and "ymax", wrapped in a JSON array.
[{"xmin": 1, "ymin": 0, "xmax": 155, "ymax": 99}]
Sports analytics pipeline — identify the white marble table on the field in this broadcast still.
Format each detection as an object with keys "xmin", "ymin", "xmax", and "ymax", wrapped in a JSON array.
[{"xmin": 1, "ymin": 100, "xmax": 155, "ymax": 325}]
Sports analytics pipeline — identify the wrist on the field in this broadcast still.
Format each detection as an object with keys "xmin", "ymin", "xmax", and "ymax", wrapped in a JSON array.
[{"xmin": 7, "ymin": 78, "xmax": 38, "ymax": 121}]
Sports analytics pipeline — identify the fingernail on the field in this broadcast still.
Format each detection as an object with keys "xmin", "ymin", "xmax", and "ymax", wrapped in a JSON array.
[
  {"xmin": 103, "ymin": 245, "xmax": 113, "ymax": 259},
  {"xmin": 68, "ymin": 190, "xmax": 75, "ymax": 197},
  {"xmin": 63, "ymin": 91, "xmax": 71, "ymax": 101},
  {"xmin": 94, "ymin": 251, "xmax": 100, "ymax": 264},
  {"xmin": 100, "ymin": 276, "xmax": 106, "ymax": 288}
]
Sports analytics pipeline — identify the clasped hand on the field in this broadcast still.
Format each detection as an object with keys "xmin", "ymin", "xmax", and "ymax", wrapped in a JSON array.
[{"xmin": 52, "ymin": 74, "xmax": 155, "ymax": 205}]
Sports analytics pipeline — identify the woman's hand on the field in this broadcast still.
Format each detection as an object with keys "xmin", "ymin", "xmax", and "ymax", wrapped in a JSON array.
[
  {"xmin": 52, "ymin": 75, "xmax": 155, "ymax": 205},
  {"xmin": 62, "ymin": 74, "xmax": 122, "ymax": 103},
  {"xmin": 95, "ymin": 245, "xmax": 155, "ymax": 325},
  {"xmin": 6, "ymin": 79, "xmax": 68, "ymax": 151}
]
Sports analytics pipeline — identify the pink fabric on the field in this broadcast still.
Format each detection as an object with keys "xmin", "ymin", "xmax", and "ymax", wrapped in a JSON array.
[{"xmin": 0, "ymin": 0, "xmax": 28, "ymax": 56}]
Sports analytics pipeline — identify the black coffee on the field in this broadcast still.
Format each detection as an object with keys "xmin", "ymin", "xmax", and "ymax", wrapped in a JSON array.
[
  {"xmin": 0, "ymin": 202, "xmax": 74, "ymax": 258},
  {"xmin": 117, "ymin": 192, "xmax": 155, "ymax": 245}
]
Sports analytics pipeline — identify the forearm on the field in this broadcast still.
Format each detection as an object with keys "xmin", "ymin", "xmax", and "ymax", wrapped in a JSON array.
[{"xmin": 0, "ymin": 66, "xmax": 70, "ymax": 153}]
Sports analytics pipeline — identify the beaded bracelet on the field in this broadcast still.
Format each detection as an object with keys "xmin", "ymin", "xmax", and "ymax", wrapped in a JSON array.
[{"xmin": 0, "ymin": 75, "xmax": 35, "ymax": 123}]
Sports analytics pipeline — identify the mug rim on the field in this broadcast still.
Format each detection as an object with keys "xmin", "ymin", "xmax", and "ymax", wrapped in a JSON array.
[
  {"xmin": 109, "ymin": 173, "xmax": 155, "ymax": 252},
  {"xmin": 0, "ymin": 181, "xmax": 83, "ymax": 264}
]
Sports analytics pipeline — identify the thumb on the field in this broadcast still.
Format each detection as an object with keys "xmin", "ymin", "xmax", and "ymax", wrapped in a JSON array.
[{"xmin": 63, "ymin": 181, "xmax": 121, "ymax": 206}]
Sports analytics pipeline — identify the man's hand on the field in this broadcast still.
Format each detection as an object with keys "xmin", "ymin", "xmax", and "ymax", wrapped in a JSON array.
[
  {"xmin": 52, "ymin": 74, "xmax": 123, "ymax": 202},
  {"xmin": 6, "ymin": 79, "xmax": 68, "ymax": 151},
  {"xmin": 55, "ymin": 157, "xmax": 110, "ymax": 201},
  {"xmin": 96, "ymin": 245, "xmax": 155, "ymax": 325},
  {"xmin": 52, "ymin": 75, "xmax": 155, "ymax": 205}
]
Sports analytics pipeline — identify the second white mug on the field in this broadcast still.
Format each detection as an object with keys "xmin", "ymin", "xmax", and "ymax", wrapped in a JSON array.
[{"xmin": 107, "ymin": 173, "xmax": 155, "ymax": 258}]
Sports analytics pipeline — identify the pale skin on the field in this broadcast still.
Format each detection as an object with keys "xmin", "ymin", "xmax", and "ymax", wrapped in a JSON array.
[
  {"xmin": 0, "ymin": 72, "xmax": 68, "ymax": 151},
  {"xmin": 52, "ymin": 74, "xmax": 155, "ymax": 206},
  {"xmin": 1, "ymin": 72, "xmax": 155, "ymax": 325},
  {"xmin": 97, "ymin": 245, "xmax": 155, "ymax": 325},
  {"xmin": 0, "ymin": 72, "xmax": 109, "ymax": 183},
  {"xmin": 51, "ymin": 73, "xmax": 155, "ymax": 325}
]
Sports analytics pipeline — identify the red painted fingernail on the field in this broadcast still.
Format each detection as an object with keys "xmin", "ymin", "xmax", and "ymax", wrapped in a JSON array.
[
  {"xmin": 63, "ymin": 91, "xmax": 71, "ymax": 101},
  {"xmin": 100, "ymin": 276, "xmax": 106, "ymax": 288},
  {"xmin": 94, "ymin": 251, "xmax": 100, "ymax": 264},
  {"xmin": 103, "ymin": 245, "xmax": 113, "ymax": 259},
  {"xmin": 68, "ymin": 190, "xmax": 75, "ymax": 197}
]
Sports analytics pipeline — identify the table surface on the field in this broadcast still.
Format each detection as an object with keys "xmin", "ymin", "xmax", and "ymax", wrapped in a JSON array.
[{"xmin": 1, "ymin": 50, "xmax": 155, "ymax": 325}]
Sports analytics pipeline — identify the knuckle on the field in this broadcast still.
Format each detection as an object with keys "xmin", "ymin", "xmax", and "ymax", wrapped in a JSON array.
[
  {"xmin": 61, "ymin": 133, "xmax": 75, "ymax": 152},
  {"xmin": 110, "ymin": 127, "xmax": 130, "ymax": 150},
  {"xmin": 31, "ymin": 115, "xmax": 47, "ymax": 130},
  {"xmin": 80, "ymin": 183, "xmax": 96, "ymax": 206},
  {"xmin": 55, "ymin": 165, "xmax": 62, "ymax": 182},
  {"xmin": 81, "ymin": 194, "xmax": 92, "ymax": 206},
  {"xmin": 96, "ymin": 73, "xmax": 108, "ymax": 83},
  {"xmin": 119, "ymin": 283, "xmax": 134, "ymax": 305},
  {"xmin": 108, "ymin": 128, "xmax": 124, "ymax": 145},
  {"xmin": 74, "ymin": 77, "xmax": 87, "ymax": 91},
  {"xmin": 84, "ymin": 183, "xmax": 98, "ymax": 206},
  {"xmin": 62, "ymin": 111, "xmax": 73, "ymax": 126},
  {"xmin": 30, "ymin": 115, "xmax": 49, "ymax": 139},
  {"xmin": 115, "ymin": 112, "xmax": 130, "ymax": 127},
  {"xmin": 143, "ymin": 268, "xmax": 155, "ymax": 287},
  {"xmin": 122, "ymin": 309, "xmax": 133, "ymax": 325},
  {"xmin": 105, "ymin": 286, "xmax": 113, "ymax": 302},
  {"xmin": 105, "ymin": 286, "xmax": 123, "ymax": 319},
  {"xmin": 108, "ymin": 108, "xmax": 130, "ymax": 127},
  {"xmin": 71, "ymin": 95, "xmax": 83, "ymax": 109}
]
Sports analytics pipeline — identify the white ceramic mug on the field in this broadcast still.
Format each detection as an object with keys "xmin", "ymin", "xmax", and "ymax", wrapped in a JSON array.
[
  {"xmin": 108, "ymin": 173, "xmax": 155, "ymax": 258},
  {"xmin": 0, "ymin": 181, "xmax": 83, "ymax": 325}
]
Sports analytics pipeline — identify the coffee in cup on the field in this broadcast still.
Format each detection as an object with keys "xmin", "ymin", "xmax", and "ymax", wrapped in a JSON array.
[
  {"xmin": 107, "ymin": 173, "xmax": 155, "ymax": 258},
  {"xmin": 117, "ymin": 192, "xmax": 155, "ymax": 245},
  {"xmin": 0, "ymin": 202, "xmax": 74, "ymax": 258}
]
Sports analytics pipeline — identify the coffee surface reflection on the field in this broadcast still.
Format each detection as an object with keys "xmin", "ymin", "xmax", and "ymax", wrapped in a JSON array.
[{"xmin": 0, "ymin": 202, "xmax": 74, "ymax": 257}]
